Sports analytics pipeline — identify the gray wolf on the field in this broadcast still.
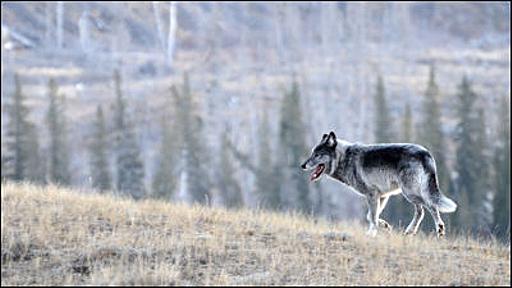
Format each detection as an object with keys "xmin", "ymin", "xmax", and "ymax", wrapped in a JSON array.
[{"xmin": 301, "ymin": 131, "xmax": 457, "ymax": 237}]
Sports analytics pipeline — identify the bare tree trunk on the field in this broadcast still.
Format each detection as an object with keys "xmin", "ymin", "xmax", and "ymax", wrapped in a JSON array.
[
  {"xmin": 237, "ymin": 3, "xmax": 248, "ymax": 70},
  {"xmin": 167, "ymin": 1, "xmax": 177, "ymax": 68},
  {"xmin": 45, "ymin": 2, "xmax": 52, "ymax": 46},
  {"xmin": 56, "ymin": 1, "xmax": 64, "ymax": 49},
  {"xmin": 273, "ymin": 3, "xmax": 285, "ymax": 66},
  {"xmin": 79, "ymin": 11, "xmax": 90, "ymax": 54},
  {"xmin": 284, "ymin": 3, "xmax": 299, "ymax": 61},
  {"xmin": 319, "ymin": 3, "xmax": 329, "ymax": 59},
  {"xmin": 152, "ymin": 2, "xmax": 165, "ymax": 51}
]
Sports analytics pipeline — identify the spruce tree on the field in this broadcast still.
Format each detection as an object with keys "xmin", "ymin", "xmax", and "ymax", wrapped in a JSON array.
[
  {"xmin": 89, "ymin": 105, "xmax": 111, "ymax": 192},
  {"xmin": 278, "ymin": 80, "xmax": 311, "ymax": 213},
  {"xmin": 113, "ymin": 70, "xmax": 145, "ymax": 199},
  {"xmin": 217, "ymin": 129, "xmax": 243, "ymax": 208},
  {"xmin": 152, "ymin": 109, "xmax": 178, "ymax": 200},
  {"xmin": 117, "ymin": 126, "xmax": 145, "ymax": 199},
  {"xmin": 453, "ymin": 76, "xmax": 484, "ymax": 232},
  {"xmin": 493, "ymin": 95, "xmax": 510, "ymax": 239},
  {"xmin": 173, "ymin": 73, "xmax": 211, "ymax": 205},
  {"xmin": 257, "ymin": 109, "xmax": 280, "ymax": 210},
  {"xmin": 46, "ymin": 78, "xmax": 71, "ymax": 185},
  {"xmin": 4, "ymin": 74, "xmax": 41, "ymax": 182},
  {"xmin": 374, "ymin": 75, "xmax": 394, "ymax": 143}
]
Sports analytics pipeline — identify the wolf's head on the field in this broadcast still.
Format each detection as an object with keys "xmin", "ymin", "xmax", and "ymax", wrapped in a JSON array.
[{"xmin": 301, "ymin": 131, "xmax": 338, "ymax": 182}]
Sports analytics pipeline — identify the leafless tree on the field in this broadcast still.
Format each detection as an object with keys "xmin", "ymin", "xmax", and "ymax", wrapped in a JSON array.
[
  {"xmin": 56, "ymin": 1, "xmax": 63, "ymax": 49},
  {"xmin": 152, "ymin": 2, "xmax": 165, "ymax": 52},
  {"xmin": 167, "ymin": 1, "xmax": 177, "ymax": 68}
]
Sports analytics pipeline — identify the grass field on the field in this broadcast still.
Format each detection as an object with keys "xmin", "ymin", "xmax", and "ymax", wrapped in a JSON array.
[{"xmin": 1, "ymin": 182, "xmax": 510, "ymax": 285}]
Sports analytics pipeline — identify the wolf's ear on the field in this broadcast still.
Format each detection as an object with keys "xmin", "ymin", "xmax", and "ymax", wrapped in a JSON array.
[
  {"xmin": 327, "ymin": 131, "xmax": 337, "ymax": 148},
  {"xmin": 321, "ymin": 133, "xmax": 328, "ymax": 142}
]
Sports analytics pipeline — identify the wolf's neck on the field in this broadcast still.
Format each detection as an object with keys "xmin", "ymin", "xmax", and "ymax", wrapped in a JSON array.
[
  {"xmin": 336, "ymin": 139, "xmax": 352, "ymax": 153},
  {"xmin": 329, "ymin": 139, "xmax": 351, "ymax": 175}
]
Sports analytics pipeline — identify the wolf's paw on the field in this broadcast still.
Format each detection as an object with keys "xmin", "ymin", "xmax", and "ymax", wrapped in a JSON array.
[
  {"xmin": 366, "ymin": 227, "xmax": 378, "ymax": 237},
  {"xmin": 436, "ymin": 224, "xmax": 445, "ymax": 238},
  {"xmin": 378, "ymin": 219, "xmax": 392, "ymax": 232}
]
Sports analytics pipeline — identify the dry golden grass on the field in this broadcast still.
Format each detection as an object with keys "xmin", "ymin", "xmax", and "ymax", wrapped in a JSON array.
[{"xmin": 1, "ymin": 182, "xmax": 510, "ymax": 285}]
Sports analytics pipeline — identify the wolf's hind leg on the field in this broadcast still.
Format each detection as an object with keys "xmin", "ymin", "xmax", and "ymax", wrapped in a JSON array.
[
  {"xmin": 426, "ymin": 206, "xmax": 445, "ymax": 238},
  {"xmin": 404, "ymin": 204, "xmax": 424, "ymax": 235}
]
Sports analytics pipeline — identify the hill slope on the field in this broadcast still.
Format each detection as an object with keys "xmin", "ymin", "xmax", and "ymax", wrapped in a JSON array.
[{"xmin": 1, "ymin": 182, "xmax": 510, "ymax": 285}]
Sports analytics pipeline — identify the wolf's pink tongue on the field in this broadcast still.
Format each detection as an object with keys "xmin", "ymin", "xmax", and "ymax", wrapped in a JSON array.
[{"xmin": 310, "ymin": 165, "xmax": 323, "ymax": 181}]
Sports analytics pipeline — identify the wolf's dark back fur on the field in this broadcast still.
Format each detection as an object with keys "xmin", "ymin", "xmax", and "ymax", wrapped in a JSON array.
[
  {"xmin": 333, "ymin": 143, "xmax": 435, "ymax": 194},
  {"xmin": 361, "ymin": 144, "xmax": 428, "ymax": 171}
]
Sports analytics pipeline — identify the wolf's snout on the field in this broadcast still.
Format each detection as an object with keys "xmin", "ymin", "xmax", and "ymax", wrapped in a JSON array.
[{"xmin": 300, "ymin": 161, "xmax": 307, "ymax": 170}]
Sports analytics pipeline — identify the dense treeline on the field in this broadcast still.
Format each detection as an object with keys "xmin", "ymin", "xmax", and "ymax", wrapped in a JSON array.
[{"xmin": 1, "ymin": 69, "xmax": 509, "ymax": 240}]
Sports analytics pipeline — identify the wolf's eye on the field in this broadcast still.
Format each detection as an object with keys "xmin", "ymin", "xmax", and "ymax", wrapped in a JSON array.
[{"xmin": 314, "ymin": 153, "xmax": 319, "ymax": 158}]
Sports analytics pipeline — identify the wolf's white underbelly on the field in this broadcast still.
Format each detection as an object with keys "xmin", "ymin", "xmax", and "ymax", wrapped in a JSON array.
[{"xmin": 362, "ymin": 168, "xmax": 401, "ymax": 193}]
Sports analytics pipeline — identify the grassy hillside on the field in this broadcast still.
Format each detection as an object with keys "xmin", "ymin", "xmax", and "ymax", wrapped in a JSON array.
[{"xmin": 1, "ymin": 182, "xmax": 510, "ymax": 285}]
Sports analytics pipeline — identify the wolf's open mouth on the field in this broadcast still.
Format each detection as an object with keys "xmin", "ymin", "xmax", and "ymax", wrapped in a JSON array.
[{"xmin": 310, "ymin": 164, "xmax": 325, "ymax": 182}]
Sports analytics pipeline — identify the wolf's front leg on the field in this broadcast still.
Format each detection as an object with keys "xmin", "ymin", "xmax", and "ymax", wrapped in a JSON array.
[
  {"xmin": 365, "ymin": 195, "xmax": 380, "ymax": 237},
  {"xmin": 365, "ymin": 212, "xmax": 391, "ymax": 232},
  {"xmin": 377, "ymin": 196, "xmax": 392, "ymax": 232}
]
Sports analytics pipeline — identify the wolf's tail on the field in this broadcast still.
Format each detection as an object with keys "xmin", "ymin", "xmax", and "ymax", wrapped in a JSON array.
[
  {"xmin": 422, "ymin": 152, "xmax": 458, "ymax": 213},
  {"xmin": 435, "ymin": 194, "xmax": 458, "ymax": 213}
]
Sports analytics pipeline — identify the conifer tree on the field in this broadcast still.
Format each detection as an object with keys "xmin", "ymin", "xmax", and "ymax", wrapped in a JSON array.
[
  {"xmin": 278, "ymin": 80, "xmax": 311, "ymax": 213},
  {"xmin": 152, "ymin": 109, "xmax": 178, "ymax": 200},
  {"xmin": 113, "ymin": 70, "xmax": 145, "ymax": 199},
  {"xmin": 453, "ymin": 76, "xmax": 485, "ymax": 232},
  {"xmin": 4, "ymin": 74, "xmax": 41, "ymax": 182},
  {"xmin": 217, "ymin": 129, "xmax": 243, "ymax": 208},
  {"xmin": 256, "ymin": 109, "xmax": 281, "ymax": 210},
  {"xmin": 89, "ymin": 105, "xmax": 111, "ymax": 192},
  {"xmin": 46, "ymin": 78, "xmax": 71, "ymax": 185},
  {"xmin": 173, "ymin": 73, "xmax": 211, "ymax": 205},
  {"xmin": 374, "ymin": 75, "xmax": 394, "ymax": 143}
]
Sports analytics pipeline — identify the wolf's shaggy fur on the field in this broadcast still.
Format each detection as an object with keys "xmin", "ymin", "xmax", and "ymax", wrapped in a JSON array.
[{"xmin": 301, "ymin": 131, "xmax": 457, "ymax": 237}]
